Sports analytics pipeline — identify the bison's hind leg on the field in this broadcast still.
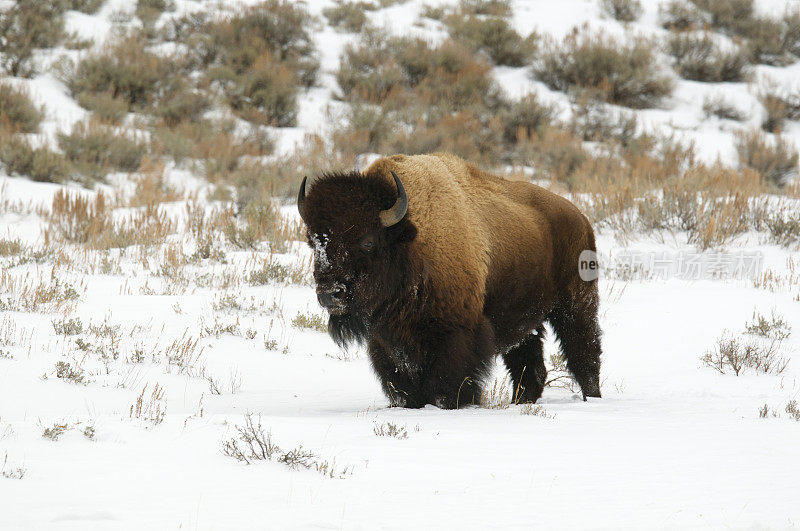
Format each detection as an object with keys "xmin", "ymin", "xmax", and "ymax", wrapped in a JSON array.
[
  {"xmin": 547, "ymin": 283, "xmax": 602, "ymax": 400},
  {"xmin": 502, "ymin": 326, "xmax": 547, "ymax": 403}
]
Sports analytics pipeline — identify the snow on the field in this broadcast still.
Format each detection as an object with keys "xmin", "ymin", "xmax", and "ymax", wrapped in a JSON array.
[{"xmin": 1, "ymin": 0, "xmax": 800, "ymax": 529}]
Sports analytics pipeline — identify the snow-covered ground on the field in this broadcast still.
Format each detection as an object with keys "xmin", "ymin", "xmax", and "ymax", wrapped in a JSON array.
[{"xmin": 1, "ymin": 0, "xmax": 800, "ymax": 529}]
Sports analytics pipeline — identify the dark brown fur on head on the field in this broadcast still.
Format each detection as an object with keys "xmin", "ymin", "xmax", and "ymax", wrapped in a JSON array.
[
  {"xmin": 299, "ymin": 170, "xmax": 417, "ymax": 348},
  {"xmin": 299, "ymin": 153, "xmax": 602, "ymax": 409}
]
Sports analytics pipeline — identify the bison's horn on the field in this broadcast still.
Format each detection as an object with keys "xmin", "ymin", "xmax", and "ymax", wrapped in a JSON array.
[
  {"xmin": 379, "ymin": 170, "xmax": 408, "ymax": 227},
  {"xmin": 298, "ymin": 175, "xmax": 319, "ymax": 222},
  {"xmin": 297, "ymin": 176, "xmax": 308, "ymax": 222}
]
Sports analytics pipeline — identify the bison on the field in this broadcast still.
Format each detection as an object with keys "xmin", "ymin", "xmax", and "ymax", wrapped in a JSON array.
[{"xmin": 297, "ymin": 152, "xmax": 601, "ymax": 408}]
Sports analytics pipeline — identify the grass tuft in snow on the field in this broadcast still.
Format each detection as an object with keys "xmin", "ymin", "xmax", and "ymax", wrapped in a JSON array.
[
  {"xmin": 129, "ymin": 383, "xmax": 167, "ymax": 426},
  {"xmin": 291, "ymin": 312, "xmax": 328, "ymax": 333},
  {"xmin": 1, "ymin": 453, "xmax": 25, "ymax": 480},
  {"xmin": 373, "ymin": 421, "xmax": 408, "ymax": 439},
  {"xmin": 787, "ymin": 400, "xmax": 800, "ymax": 421},
  {"xmin": 744, "ymin": 310, "xmax": 791, "ymax": 341},
  {"xmin": 520, "ymin": 404, "xmax": 555, "ymax": 418},
  {"xmin": 52, "ymin": 318, "xmax": 84, "ymax": 336},
  {"xmin": 54, "ymin": 361, "xmax": 86, "ymax": 385},
  {"xmin": 41, "ymin": 421, "xmax": 71, "ymax": 441}
]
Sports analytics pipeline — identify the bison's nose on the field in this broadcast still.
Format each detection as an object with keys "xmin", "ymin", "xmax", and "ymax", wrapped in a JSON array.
[{"xmin": 317, "ymin": 285, "xmax": 347, "ymax": 311}]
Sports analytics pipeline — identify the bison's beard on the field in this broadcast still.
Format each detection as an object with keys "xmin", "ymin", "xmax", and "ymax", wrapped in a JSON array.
[{"xmin": 328, "ymin": 309, "xmax": 369, "ymax": 348}]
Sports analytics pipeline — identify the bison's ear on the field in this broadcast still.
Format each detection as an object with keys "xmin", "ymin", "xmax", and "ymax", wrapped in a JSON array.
[{"xmin": 388, "ymin": 217, "xmax": 417, "ymax": 244}]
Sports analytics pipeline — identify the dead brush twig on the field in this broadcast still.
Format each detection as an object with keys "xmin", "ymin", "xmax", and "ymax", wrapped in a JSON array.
[
  {"xmin": 222, "ymin": 413, "xmax": 351, "ymax": 477},
  {"xmin": 701, "ymin": 334, "xmax": 790, "ymax": 376}
]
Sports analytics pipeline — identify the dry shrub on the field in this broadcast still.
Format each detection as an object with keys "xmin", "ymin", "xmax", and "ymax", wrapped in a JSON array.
[
  {"xmin": 136, "ymin": 0, "xmax": 175, "ymax": 29},
  {"xmin": 601, "ymin": 0, "xmax": 643, "ymax": 23},
  {"xmin": 0, "ymin": 83, "xmax": 44, "ymax": 133},
  {"xmin": 688, "ymin": 0, "xmax": 800, "ymax": 65},
  {"xmin": 499, "ymin": 93, "xmax": 558, "ymax": 145},
  {"xmin": 569, "ymin": 95, "xmax": 642, "ymax": 145},
  {"xmin": 337, "ymin": 32, "xmax": 496, "ymax": 109},
  {"xmin": 45, "ymin": 190, "xmax": 110, "ymax": 244},
  {"xmin": 458, "ymin": 0, "xmax": 511, "ymax": 17},
  {"xmin": 660, "ymin": 0, "xmax": 707, "ymax": 31},
  {"xmin": 0, "ymin": 1, "xmax": 66, "ymax": 76},
  {"xmin": 784, "ymin": 9, "xmax": 800, "ymax": 57},
  {"xmin": 666, "ymin": 31, "xmax": 749, "ymax": 82},
  {"xmin": 688, "ymin": 0, "xmax": 753, "ymax": 34},
  {"xmin": 57, "ymin": 121, "xmax": 147, "ymax": 183},
  {"xmin": 186, "ymin": 0, "xmax": 318, "ymax": 125},
  {"xmin": 534, "ymin": 26, "xmax": 673, "ymax": 109},
  {"xmin": 0, "ymin": 128, "xmax": 72, "ymax": 183},
  {"xmin": 76, "ymin": 92, "xmax": 128, "ymax": 124},
  {"xmin": 740, "ymin": 15, "xmax": 793, "ymax": 66},
  {"xmin": 330, "ymin": 103, "xmax": 394, "ymax": 156},
  {"xmin": 701, "ymin": 333, "xmax": 789, "ymax": 376},
  {"xmin": 735, "ymin": 129, "xmax": 799, "ymax": 186},
  {"xmin": 444, "ymin": 11, "xmax": 536, "ymax": 66},
  {"xmin": 510, "ymin": 126, "xmax": 587, "ymax": 184},
  {"xmin": 226, "ymin": 54, "xmax": 298, "ymax": 127},
  {"xmin": 67, "ymin": 33, "xmax": 204, "ymax": 124},
  {"xmin": 703, "ymin": 94, "xmax": 747, "ymax": 121},
  {"xmin": 765, "ymin": 209, "xmax": 800, "ymax": 248},
  {"xmin": 335, "ymin": 32, "xmax": 509, "ymax": 165},
  {"xmin": 757, "ymin": 82, "xmax": 800, "ymax": 133},
  {"xmin": 66, "ymin": 0, "xmax": 105, "ymax": 14},
  {"xmin": 575, "ymin": 157, "xmax": 771, "ymax": 250},
  {"xmin": 151, "ymin": 118, "xmax": 273, "ymax": 177},
  {"xmin": 323, "ymin": 1, "xmax": 375, "ymax": 33},
  {"xmin": 212, "ymin": 135, "xmax": 334, "ymax": 250},
  {"xmin": 420, "ymin": 4, "xmax": 446, "ymax": 20}
]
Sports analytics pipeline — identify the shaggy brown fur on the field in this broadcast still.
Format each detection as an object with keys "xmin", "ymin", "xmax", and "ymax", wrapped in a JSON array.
[{"xmin": 299, "ymin": 152, "xmax": 601, "ymax": 408}]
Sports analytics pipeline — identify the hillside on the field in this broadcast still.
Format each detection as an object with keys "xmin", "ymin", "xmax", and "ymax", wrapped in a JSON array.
[{"xmin": 1, "ymin": 0, "xmax": 799, "ymax": 529}]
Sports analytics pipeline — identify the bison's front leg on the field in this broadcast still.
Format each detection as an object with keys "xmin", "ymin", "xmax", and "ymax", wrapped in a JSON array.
[
  {"xmin": 419, "ymin": 319, "xmax": 495, "ymax": 409},
  {"xmin": 366, "ymin": 337, "xmax": 425, "ymax": 408}
]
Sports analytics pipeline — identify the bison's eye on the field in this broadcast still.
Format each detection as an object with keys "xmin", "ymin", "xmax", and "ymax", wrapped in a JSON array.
[{"xmin": 360, "ymin": 236, "xmax": 375, "ymax": 252}]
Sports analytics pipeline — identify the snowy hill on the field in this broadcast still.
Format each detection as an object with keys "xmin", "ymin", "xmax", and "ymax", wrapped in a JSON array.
[{"xmin": 1, "ymin": 0, "xmax": 799, "ymax": 529}]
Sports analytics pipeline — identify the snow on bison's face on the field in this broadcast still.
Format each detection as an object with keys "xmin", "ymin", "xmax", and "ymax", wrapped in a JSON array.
[{"xmin": 297, "ymin": 170, "xmax": 416, "ymax": 318}]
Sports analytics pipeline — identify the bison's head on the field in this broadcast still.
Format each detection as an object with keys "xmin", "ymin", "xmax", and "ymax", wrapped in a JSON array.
[{"xmin": 297, "ymin": 170, "xmax": 417, "ymax": 326}]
